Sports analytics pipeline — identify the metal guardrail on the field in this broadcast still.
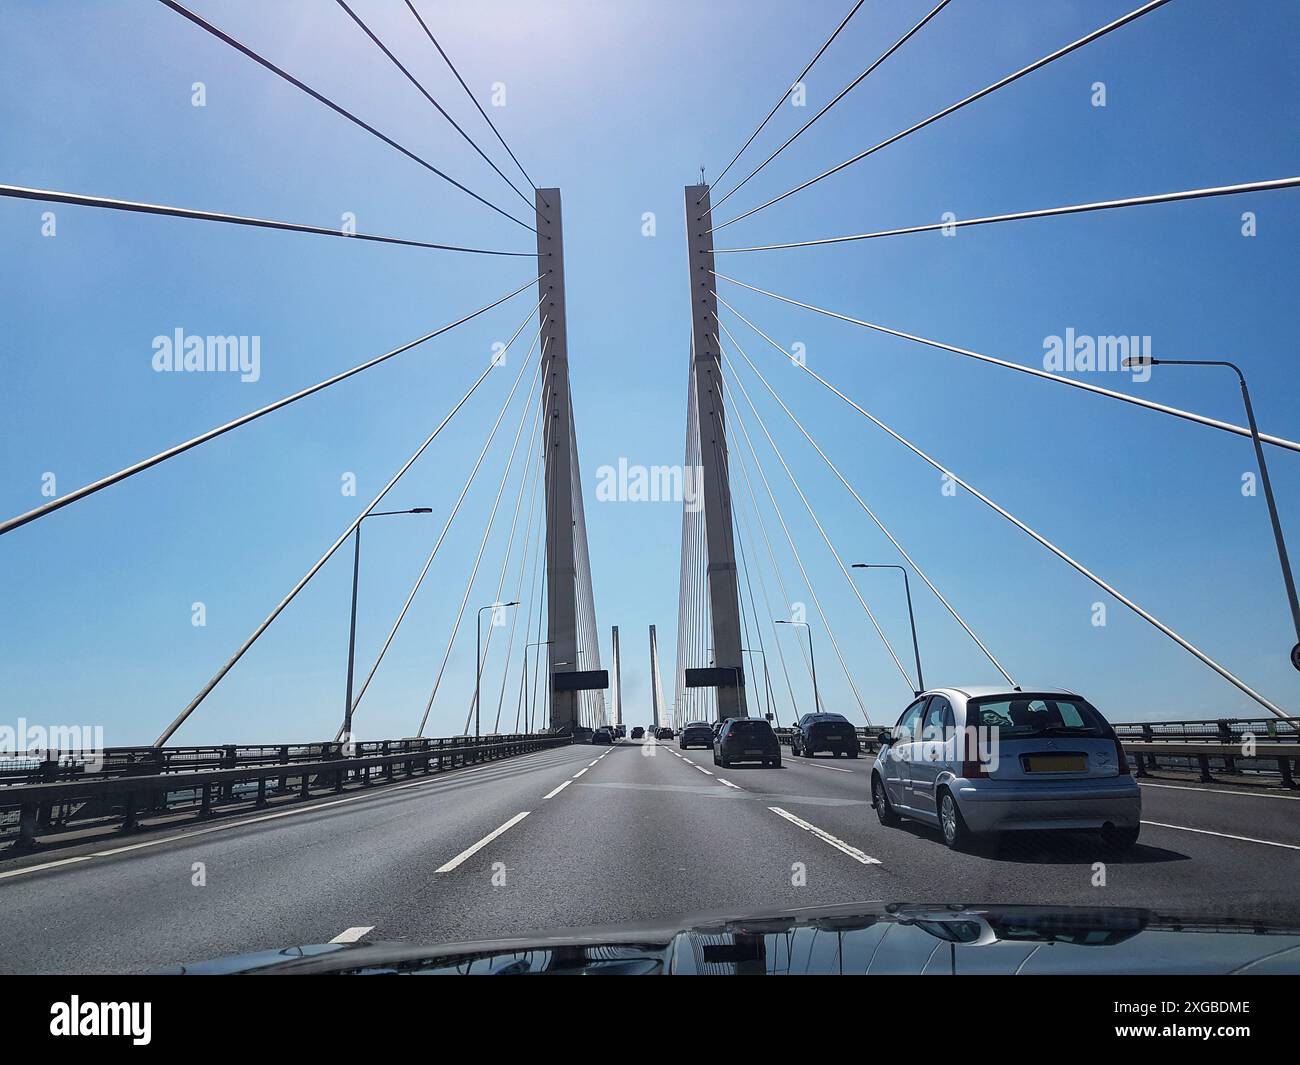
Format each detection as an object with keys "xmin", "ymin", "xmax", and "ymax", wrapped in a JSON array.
[
  {"xmin": 0, "ymin": 733, "xmax": 569, "ymax": 852},
  {"xmin": 771, "ymin": 719, "xmax": 1300, "ymax": 787}
]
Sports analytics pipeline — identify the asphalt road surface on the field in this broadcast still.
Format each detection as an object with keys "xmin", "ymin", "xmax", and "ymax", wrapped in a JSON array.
[{"xmin": 2, "ymin": 738, "xmax": 1297, "ymax": 973}]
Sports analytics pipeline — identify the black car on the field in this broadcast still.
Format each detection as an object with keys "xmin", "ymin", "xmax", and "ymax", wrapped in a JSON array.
[
  {"xmin": 591, "ymin": 726, "xmax": 614, "ymax": 744},
  {"xmin": 679, "ymin": 721, "xmax": 714, "ymax": 750},
  {"xmin": 630, "ymin": 726, "xmax": 645, "ymax": 739},
  {"xmin": 713, "ymin": 717, "xmax": 781, "ymax": 768},
  {"xmin": 790, "ymin": 712, "xmax": 860, "ymax": 758},
  {"xmin": 655, "ymin": 726, "xmax": 674, "ymax": 740}
]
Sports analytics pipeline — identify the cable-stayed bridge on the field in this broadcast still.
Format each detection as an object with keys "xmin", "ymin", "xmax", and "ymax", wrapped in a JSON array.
[{"xmin": 2, "ymin": 0, "xmax": 1299, "ymax": 973}]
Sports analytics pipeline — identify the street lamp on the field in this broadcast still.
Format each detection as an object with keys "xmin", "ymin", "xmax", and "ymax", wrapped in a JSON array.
[
  {"xmin": 853, "ymin": 563, "xmax": 924, "ymax": 694},
  {"xmin": 776, "ymin": 620, "xmax": 819, "ymax": 713},
  {"xmin": 476, "ymin": 602, "xmax": 519, "ymax": 740},
  {"xmin": 524, "ymin": 639, "xmax": 553, "ymax": 732},
  {"xmin": 343, "ymin": 507, "xmax": 433, "ymax": 743},
  {"xmin": 1124, "ymin": 354, "xmax": 1300, "ymax": 670}
]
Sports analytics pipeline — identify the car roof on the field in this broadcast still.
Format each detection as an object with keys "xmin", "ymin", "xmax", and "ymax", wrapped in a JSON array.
[{"xmin": 921, "ymin": 685, "xmax": 1079, "ymax": 701}]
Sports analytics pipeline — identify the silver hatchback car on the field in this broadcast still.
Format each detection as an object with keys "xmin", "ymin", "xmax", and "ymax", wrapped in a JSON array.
[{"xmin": 870, "ymin": 687, "xmax": 1140, "ymax": 851}]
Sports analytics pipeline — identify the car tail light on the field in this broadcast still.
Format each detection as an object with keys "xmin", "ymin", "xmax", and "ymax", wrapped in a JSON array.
[
  {"xmin": 1115, "ymin": 738, "xmax": 1130, "ymax": 775},
  {"xmin": 960, "ymin": 757, "xmax": 989, "ymax": 779}
]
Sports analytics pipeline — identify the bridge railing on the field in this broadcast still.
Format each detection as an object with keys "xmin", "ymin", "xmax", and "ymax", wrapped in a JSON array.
[
  {"xmin": 772, "ymin": 718, "xmax": 1299, "ymax": 787},
  {"xmin": 0, "ymin": 733, "xmax": 569, "ymax": 852}
]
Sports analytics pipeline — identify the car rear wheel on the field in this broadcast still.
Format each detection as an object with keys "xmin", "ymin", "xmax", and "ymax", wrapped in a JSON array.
[
  {"xmin": 1101, "ymin": 824, "xmax": 1140, "ymax": 851},
  {"xmin": 848, "ymin": 751, "xmax": 859, "ymax": 759},
  {"xmin": 872, "ymin": 775, "xmax": 900, "ymax": 827},
  {"xmin": 772, "ymin": 757, "xmax": 782, "ymax": 769},
  {"xmin": 939, "ymin": 790, "xmax": 972, "ymax": 851}
]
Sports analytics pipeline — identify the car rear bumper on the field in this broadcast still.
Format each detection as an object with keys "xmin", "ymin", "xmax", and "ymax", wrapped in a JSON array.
[
  {"xmin": 722, "ymin": 747, "xmax": 780, "ymax": 763},
  {"xmin": 955, "ymin": 778, "xmax": 1141, "ymax": 832}
]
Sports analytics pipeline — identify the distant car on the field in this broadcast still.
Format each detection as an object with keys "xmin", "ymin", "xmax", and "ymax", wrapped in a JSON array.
[
  {"xmin": 791, "ymin": 712, "xmax": 860, "ymax": 759},
  {"xmin": 571, "ymin": 726, "xmax": 593, "ymax": 744},
  {"xmin": 630, "ymin": 726, "xmax": 645, "ymax": 740},
  {"xmin": 713, "ymin": 717, "xmax": 781, "ymax": 768},
  {"xmin": 591, "ymin": 726, "xmax": 614, "ymax": 745},
  {"xmin": 679, "ymin": 721, "xmax": 714, "ymax": 750},
  {"xmin": 871, "ymin": 687, "xmax": 1140, "ymax": 852},
  {"xmin": 614, "ymin": 724, "xmax": 626, "ymax": 738},
  {"xmin": 655, "ymin": 727, "xmax": 674, "ymax": 740}
]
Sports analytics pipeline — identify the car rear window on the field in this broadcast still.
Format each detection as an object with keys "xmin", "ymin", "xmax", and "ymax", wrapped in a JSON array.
[
  {"xmin": 727, "ymin": 720, "xmax": 773, "ymax": 735},
  {"xmin": 970, "ymin": 696, "xmax": 1110, "ymax": 738},
  {"xmin": 807, "ymin": 714, "xmax": 849, "ymax": 724}
]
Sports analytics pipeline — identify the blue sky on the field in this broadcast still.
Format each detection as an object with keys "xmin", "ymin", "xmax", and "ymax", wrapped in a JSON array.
[{"xmin": 3, "ymin": 0, "xmax": 1298, "ymax": 746}]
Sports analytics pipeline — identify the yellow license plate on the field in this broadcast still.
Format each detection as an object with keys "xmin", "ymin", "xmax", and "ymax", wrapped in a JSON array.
[{"xmin": 1025, "ymin": 754, "xmax": 1085, "ymax": 773}]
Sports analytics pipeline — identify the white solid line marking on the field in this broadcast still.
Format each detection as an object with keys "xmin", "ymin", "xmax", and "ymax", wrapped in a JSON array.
[
  {"xmin": 695, "ymin": 765, "xmax": 713, "ymax": 775},
  {"xmin": 1140, "ymin": 782, "xmax": 1300, "ymax": 802},
  {"xmin": 0, "ymin": 855, "xmax": 92, "ymax": 880},
  {"xmin": 436, "ymin": 811, "xmax": 531, "ymax": 872},
  {"xmin": 1141, "ymin": 820, "xmax": 1300, "ymax": 851},
  {"xmin": 573, "ymin": 767, "xmax": 589, "ymax": 779},
  {"xmin": 330, "ymin": 925, "xmax": 373, "ymax": 943},
  {"xmin": 769, "ymin": 806, "xmax": 881, "ymax": 865},
  {"xmin": 718, "ymin": 778, "xmax": 742, "ymax": 790},
  {"xmin": 588, "ymin": 759, "xmax": 600, "ymax": 766},
  {"xmin": 543, "ymin": 779, "xmax": 572, "ymax": 799},
  {"xmin": 790, "ymin": 760, "xmax": 853, "ymax": 773}
]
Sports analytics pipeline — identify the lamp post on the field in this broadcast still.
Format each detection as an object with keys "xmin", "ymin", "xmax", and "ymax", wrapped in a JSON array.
[
  {"xmin": 343, "ymin": 507, "xmax": 432, "ymax": 743},
  {"xmin": 476, "ymin": 602, "xmax": 519, "ymax": 741},
  {"xmin": 852, "ymin": 563, "xmax": 924, "ymax": 694},
  {"xmin": 1124, "ymin": 355, "xmax": 1300, "ymax": 670},
  {"xmin": 524, "ymin": 639, "xmax": 553, "ymax": 732},
  {"xmin": 776, "ymin": 620, "xmax": 818, "ymax": 713}
]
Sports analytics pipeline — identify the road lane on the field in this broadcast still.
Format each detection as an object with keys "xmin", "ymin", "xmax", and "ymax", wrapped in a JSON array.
[{"xmin": 0, "ymin": 742, "xmax": 596, "ymax": 973}]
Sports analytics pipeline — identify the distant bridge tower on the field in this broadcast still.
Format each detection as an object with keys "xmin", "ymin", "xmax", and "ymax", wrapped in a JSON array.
[{"xmin": 611, "ymin": 625, "xmax": 622, "ymax": 727}]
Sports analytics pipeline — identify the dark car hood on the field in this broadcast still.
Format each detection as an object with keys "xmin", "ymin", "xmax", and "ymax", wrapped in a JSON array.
[{"xmin": 162, "ymin": 902, "xmax": 1300, "ymax": 974}]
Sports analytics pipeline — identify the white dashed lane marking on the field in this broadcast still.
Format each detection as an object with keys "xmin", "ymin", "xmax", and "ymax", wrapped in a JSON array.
[
  {"xmin": 435, "ymin": 811, "xmax": 531, "ymax": 873},
  {"xmin": 543, "ymin": 780, "xmax": 572, "ymax": 799},
  {"xmin": 769, "ymin": 806, "xmax": 881, "ymax": 866},
  {"xmin": 330, "ymin": 926, "xmax": 373, "ymax": 943}
]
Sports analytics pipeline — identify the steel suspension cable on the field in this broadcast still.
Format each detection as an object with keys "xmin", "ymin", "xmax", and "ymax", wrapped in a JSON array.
[
  {"xmin": 495, "ymin": 441, "xmax": 546, "ymax": 730},
  {"xmin": 714, "ymin": 272, "xmax": 1300, "ymax": 455},
  {"xmin": 707, "ymin": 0, "xmax": 866, "ymax": 197},
  {"xmin": 480, "ymin": 387, "xmax": 547, "ymax": 732},
  {"xmin": 716, "ymin": 301, "xmax": 1017, "ymax": 687},
  {"xmin": 711, "ymin": 0, "xmax": 1174, "ymax": 232},
  {"xmin": 710, "ymin": 0, "xmax": 951, "ymax": 213},
  {"xmin": 413, "ymin": 336, "xmax": 546, "ymax": 737},
  {"xmin": 731, "ymin": 418, "xmax": 819, "ymax": 716},
  {"xmin": 157, "ymin": 0, "xmax": 535, "ymax": 233},
  {"xmin": 1, "ymin": 275, "xmax": 542, "ymax": 537},
  {"xmin": 733, "ymin": 464, "xmax": 800, "ymax": 724},
  {"xmin": 0, "ymin": 184, "xmax": 535, "ymax": 256},
  {"xmin": 717, "ymin": 333, "xmax": 917, "ymax": 696},
  {"xmin": 404, "ymin": 0, "xmax": 547, "ymax": 206},
  {"xmin": 335, "ymin": 0, "xmax": 536, "ymax": 213},
  {"xmin": 723, "ymin": 364, "xmax": 868, "ymax": 718},
  {"xmin": 757, "ymin": 324, "xmax": 1294, "ymax": 720},
  {"xmin": 155, "ymin": 357, "xmax": 500, "ymax": 745},
  {"xmin": 716, "ymin": 176, "xmax": 1300, "ymax": 252},
  {"xmin": 335, "ymin": 314, "xmax": 545, "ymax": 736}
]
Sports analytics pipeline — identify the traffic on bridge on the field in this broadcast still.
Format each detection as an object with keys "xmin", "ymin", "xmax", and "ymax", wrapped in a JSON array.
[{"xmin": 2, "ymin": 0, "xmax": 1298, "ymax": 1039}]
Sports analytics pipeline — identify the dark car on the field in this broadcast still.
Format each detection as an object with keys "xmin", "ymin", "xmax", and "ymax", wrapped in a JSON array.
[
  {"xmin": 655, "ymin": 726, "xmax": 674, "ymax": 740},
  {"xmin": 631, "ymin": 726, "xmax": 645, "ymax": 739},
  {"xmin": 791, "ymin": 712, "xmax": 860, "ymax": 759},
  {"xmin": 614, "ymin": 724, "xmax": 626, "ymax": 738},
  {"xmin": 679, "ymin": 721, "xmax": 714, "ymax": 750},
  {"xmin": 591, "ymin": 726, "xmax": 614, "ymax": 744},
  {"xmin": 713, "ymin": 717, "xmax": 781, "ymax": 768}
]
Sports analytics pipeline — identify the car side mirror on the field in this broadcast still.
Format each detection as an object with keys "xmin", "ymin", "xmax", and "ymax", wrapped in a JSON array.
[{"xmin": 877, "ymin": 730, "xmax": 892, "ymax": 747}]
